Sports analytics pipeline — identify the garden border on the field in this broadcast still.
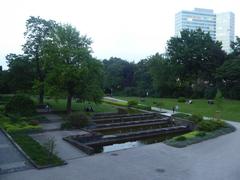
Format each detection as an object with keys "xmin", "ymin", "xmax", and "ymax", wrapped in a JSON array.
[{"xmin": 1, "ymin": 128, "xmax": 67, "ymax": 169}]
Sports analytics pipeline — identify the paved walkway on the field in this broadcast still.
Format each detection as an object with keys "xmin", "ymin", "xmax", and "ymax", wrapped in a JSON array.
[
  {"xmin": 0, "ymin": 130, "xmax": 32, "ymax": 175},
  {"xmin": 40, "ymin": 113, "xmax": 63, "ymax": 131},
  {"xmin": 31, "ymin": 130, "xmax": 88, "ymax": 161},
  {"xmin": 31, "ymin": 113, "xmax": 89, "ymax": 161},
  {"xmin": 1, "ymin": 121, "xmax": 240, "ymax": 180}
]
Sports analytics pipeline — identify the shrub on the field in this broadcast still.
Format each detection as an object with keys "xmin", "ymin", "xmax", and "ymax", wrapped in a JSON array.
[
  {"xmin": 172, "ymin": 113, "xmax": 190, "ymax": 119},
  {"xmin": 177, "ymin": 97, "xmax": 186, "ymax": 103},
  {"xmin": 61, "ymin": 121, "xmax": 72, "ymax": 129},
  {"xmin": 155, "ymin": 102, "xmax": 164, "ymax": 107},
  {"xmin": 175, "ymin": 136, "xmax": 186, "ymax": 141},
  {"xmin": 127, "ymin": 100, "xmax": 138, "ymax": 107},
  {"xmin": 117, "ymin": 108, "xmax": 128, "ymax": 114},
  {"xmin": 135, "ymin": 104, "xmax": 151, "ymax": 111},
  {"xmin": 5, "ymin": 94, "xmax": 35, "ymax": 116},
  {"xmin": 195, "ymin": 131, "xmax": 206, "ymax": 137},
  {"xmin": 29, "ymin": 120, "xmax": 39, "ymax": 126},
  {"xmin": 189, "ymin": 114, "xmax": 203, "ymax": 124},
  {"xmin": 67, "ymin": 113, "xmax": 90, "ymax": 128},
  {"xmin": 197, "ymin": 120, "xmax": 226, "ymax": 132}
]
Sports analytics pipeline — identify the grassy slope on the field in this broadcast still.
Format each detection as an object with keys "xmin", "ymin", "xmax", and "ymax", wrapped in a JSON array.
[
  {"xmin": 45, "ymin": 99, "xmax": 117, "ymax": 113},
  {"xmin": 116, "ymin": 96, "xmax": 240, "ymax": 121}
]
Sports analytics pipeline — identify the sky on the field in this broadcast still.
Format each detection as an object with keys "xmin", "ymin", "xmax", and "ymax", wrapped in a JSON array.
[{"xmin": 0, "ymin": 0, "xmax": 239, "ymax": 69}]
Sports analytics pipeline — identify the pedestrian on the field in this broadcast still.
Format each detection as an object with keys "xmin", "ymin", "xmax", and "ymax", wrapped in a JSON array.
[
  {"xmin": 175, "ymin": 105, "xmax": 179, "ymax": 112},
  {"xmin": 172, "ymin": 106, "xmax": 175, "ymax": 113},
  {"xmin": 45, "ymin": 104, "xmax": 50, "ymax": 112}
]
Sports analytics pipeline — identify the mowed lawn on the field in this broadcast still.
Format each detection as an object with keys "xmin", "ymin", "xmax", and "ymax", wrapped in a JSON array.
[
  {"xmin": 44, "ymin": 98, "xmax": 117, "ymax": 113},
  {"xmin": 116, "ymin": 96, "xmax": 240, "ymax": 122}
]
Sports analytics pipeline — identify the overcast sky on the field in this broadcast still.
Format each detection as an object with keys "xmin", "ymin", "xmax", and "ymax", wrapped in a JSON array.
[{"xmin": 0, "ymin": 0, "xmax": 239, "ymax": 69}]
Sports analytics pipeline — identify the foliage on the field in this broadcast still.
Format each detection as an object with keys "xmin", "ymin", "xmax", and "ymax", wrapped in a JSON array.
[
  {"xmin": 103, "ymin": 57, "xmax": 136, "ymax": 94},
  {"xmin": 117, "ymin": 108, "xmax": 128, "ymax": 114},
  {"xmin": 175, "ymin": 136, "xmax": 186, "ymax": 141},
  {"xmin": 197, "ymin": 120, "xmax": 226, "ymax": 132},
  {"xmin": 6, "ymin": 54, "xmax": 35, "ymax": 93},
  {"xmin": 229, "ymin": 36, "xmax": 240, "ymax": 57},
  {"xmin": 148, "ymin": 53, "xmax": 178, "ymax": 97},
  {"xmin": 177, "ymin": 97, "xmax": 186, "ymax": 103},
  {"xmin": 5, "ymin": 94, "xmax": 36, "ymax": 116},
  {"xmin": 67, "ymin": 112, "xmax": 90, "ymax": 128},
  {"xmin": 172, "ymin": 113, "xmax": 191, "ymax": 119},
  {"xmin": 216, "ymin": 59, "xmax": 240, "ymax": 99},
  {"xmin": 23, "ymin": 16, "xmax": 57, "ymax": 104},
  {"xmin": 102, "ymin": 99, "xmax": 128, "ymax": 107},
  {"xmin": 61, "ymin": 121, "xmax": 72, "ymax": 129},
  {"xmin": 0, "ymin": 114, "xmax": 41, "ymax": 133},
  {"xmin": 165, "ymin": 124, "xmax": 235, "ymax": 148},
  {"xmin": 127, "ymin": 100, "xmax": 138, "ymax": 106},
  {"xmin": 214, "ymin": 89, "xmax": 223, "ymax": 110},
  {"xmin": 204, "ymin": 86, "xmax": 217, "ymax": 99},
  {"xmin": 189, "ymin": 114, "xmax": 203, "ymax": 124},
  {"xmin": 10, "ymin": 133, "xmax": 63, "ymax": 166},
  {"xmin": 45, "ymin": 23, "xmax": 103, "ymax": 113},
  {"xmin": 134, "ymin": 104, "xmax": 151, "ymax": 111},
  {"xmin": 167, "ymin": 29, "xmax": 226, "ymax": 82}
]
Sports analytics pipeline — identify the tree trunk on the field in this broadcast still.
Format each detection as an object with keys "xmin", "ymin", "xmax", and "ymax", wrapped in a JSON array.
[
  {"xmin": 39, "ymin": 82, "xmax": 44, "ymax": 105},
  {"xmin": 66, "ymin": 94, "xmax": 72, "ymax": 114}
]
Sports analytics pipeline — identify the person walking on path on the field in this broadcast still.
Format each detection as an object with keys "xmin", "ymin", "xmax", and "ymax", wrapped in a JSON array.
[
  {"xmin": 172, "ymin": 106, "xmax": 175, "ymax": 113},
  {"xmin": 175, "ymin": 105, "xmax": 179, "ymax": 112}
]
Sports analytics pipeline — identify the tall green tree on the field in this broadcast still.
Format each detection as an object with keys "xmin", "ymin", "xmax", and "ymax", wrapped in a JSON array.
[
  {"xmin": 167, "ymin": 29, "xmax": 226, "ymax": 83},
  {"xmin": 6, "ymin": 53, "xmax": 35, "ymax": 92},
  {"xmin": 46, "ymin": 24, "xmax": 103, "ymax": 113},
  {"xmin": 23, "ymin": 16, "xmax": 56, "ymax": 104},
  {"xmin": 229, "ymin": 36, "xmax": 240, "ymax": 58},
  {"xmin": 103, "ymin": 57, "xmax": 135, "ymax": 94},
  {"xmin": 216, "ymin": 59, "xmax": 240, "ymax": 99},
  {"xmin": 148, "ymin": 53, "xmax": 179, "ymax": 97}
]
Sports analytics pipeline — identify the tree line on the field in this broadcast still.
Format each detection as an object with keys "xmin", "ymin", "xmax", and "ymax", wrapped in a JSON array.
[
  {"xmin": 103, "ymin": 29, "xmax": 240, "ymax": 99},
  {"xmin": 0, "ymin": 16, "xmax": 103, "ymax": 113},
  {"xmin": 1, "ymin": 17, "xmax": 240, "ymax": 111}
]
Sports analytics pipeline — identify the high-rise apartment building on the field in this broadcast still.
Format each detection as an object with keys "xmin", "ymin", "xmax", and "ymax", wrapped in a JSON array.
[
  {"xmin": 216, "ymin": 12, "xmax": 235, "ymax": 54},
  {"xmin": 175, "ymin": 8, "xmax": 235, "ymax": 53},
  {"xmin": 175, "ymin": 8, "xmax": 216, "ymax": 40}
]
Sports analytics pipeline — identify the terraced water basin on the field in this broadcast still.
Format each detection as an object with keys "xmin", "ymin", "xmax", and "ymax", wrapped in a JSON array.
[
  {"xmin": 100, "ymin": 124, "xmax": 172, "ymax": 135},
  {"xmin": 93, "ymin": 132, "xmax": 183, "ymax": 153},
  {"xmin": 64, "ymin": 113, "xmax": 192, "ymax": 155}
]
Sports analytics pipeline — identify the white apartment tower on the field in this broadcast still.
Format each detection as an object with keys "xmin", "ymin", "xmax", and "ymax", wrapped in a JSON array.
[
  {"xmin": 216, "ymin": 12, "xmax": 235, "ymax": 54},
  {"xmin": 175, "ymin": 8, "xmax": 216, "ymax": 40},
  {"xmin": 175, "ymin": 8, "xmax": 235, "ymax": 53}
]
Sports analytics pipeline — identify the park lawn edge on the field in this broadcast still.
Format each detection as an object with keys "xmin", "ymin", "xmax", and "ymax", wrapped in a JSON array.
[
  {"xmin": 164, "ymin": 123, "xmax": 236, "ymax": 148},
  {"xmin": 9, "ymin": 133, "xmax": 65, "ymax": 168}
]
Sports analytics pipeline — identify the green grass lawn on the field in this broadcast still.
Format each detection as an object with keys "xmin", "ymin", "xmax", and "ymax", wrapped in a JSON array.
[
  {"xmin": 115, "ymin": 96, "xmax": 240, "ymax": 121},
  {"xmin": 11, "ymin": 133, "xmax": 64, "ymax": 167},
  {"xmin": 45, "ymin": 99, "xmax": 117, "ymax": 113}
]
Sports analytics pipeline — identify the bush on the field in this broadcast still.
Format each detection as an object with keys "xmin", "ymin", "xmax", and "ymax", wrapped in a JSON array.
[
  {"xmin": 178, "ymin": 97, "xmax": 186, "ymax": 103},
  {"xmin": 175, "ymin": 136, "xmax": 186, "ymax": 141},
  {"xmin": 197, "ymin": 120, "xmax": 226, "ymax": 132},
  {"xmin": 189, "ymin": 114, "xmax": 203, "ymax": 124},
  {"xmin": 127, "ymin": 100, "xmax": 138, "ymax": 107},
  {"xmin": 29, "ymin": 120, "xmax": 39, "ymax": 126},
  {"xmin": 204, "ymin": 86, "xmax": 217, "ymax": 99},
  {"xmin": 196, "ymin": 131, "xmax": 206, "ymax": 137},
  {"xmin": 61, "ymin": 121, "xmax": 72, "ymax": 129},
  {"xmin": 117, "ymin": 108, "xmax": 128, "ymax": 114},
  {"xmin": 135, "ymin": 104, "xmax": 151, "ymax": 111},
  {"xmin": 5, "ymin": 94, "xmax": 35, "ymax": 116},
  {"xmin": 67, "ymin": 113, "xmax": 90, "ymax": 128},
  {"xmin": 172, "ymin": 113, "xmax": 190, "ymax": 119}
]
